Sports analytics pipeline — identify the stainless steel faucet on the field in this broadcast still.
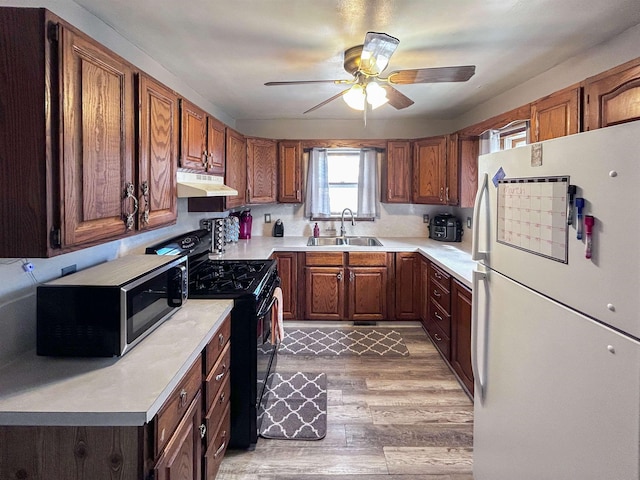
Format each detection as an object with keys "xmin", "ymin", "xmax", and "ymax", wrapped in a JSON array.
[{"xmin": 340, "ymin": 208, "xmax": 355, "ymax": 236}]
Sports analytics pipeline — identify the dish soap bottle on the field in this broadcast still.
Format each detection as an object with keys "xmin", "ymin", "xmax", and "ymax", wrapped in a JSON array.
[{"xmin": 313, "ymin": 222, "xmax": 320, "ymax": 238}]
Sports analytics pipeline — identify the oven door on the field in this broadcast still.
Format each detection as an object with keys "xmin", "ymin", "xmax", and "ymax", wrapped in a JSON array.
[{"xmin": 255, "ymin": 277, "xmax": 279, "ymax": 410}]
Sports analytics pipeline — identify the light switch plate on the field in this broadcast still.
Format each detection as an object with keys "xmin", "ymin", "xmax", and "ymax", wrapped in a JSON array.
[
  {"xmin": 264, "ymin": 213, "xmax": 271, "ymax": 223},
  {"xmin": 423, "ymin": 214, "xmax": 430, "ymax": 224}
]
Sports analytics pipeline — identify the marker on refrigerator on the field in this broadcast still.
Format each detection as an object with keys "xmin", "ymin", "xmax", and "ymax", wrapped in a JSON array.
[
  {"xmin": 567, "ymin": 185, "xmax": 576, "ymax": 225},
  {"xmin": 584, "ymin": 215, "xmax": 595, "ymax": 259},
  {"xmin": 575, "ymin": 197, "xmax": 585, "ymax": 239}
]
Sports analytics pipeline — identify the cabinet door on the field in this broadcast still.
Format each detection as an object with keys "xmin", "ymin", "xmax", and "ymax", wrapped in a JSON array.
[
  {"xmin": 305, "ymin": 266, "xmax": 344, "ymax": 320},
  {"xmin": 394, "ymin": 253, "xmax": 420, "ymax": 319},
  {"xmin": 154, "ymin": 391, "xmax": 203, "ymax": 480},
  {"xmin": 180, "ymin": 100, "xmax": 207, "ymax": 171},
  {"xmin": 138, "ymin": 74, "xmax": 178, "ymax": 230},
  {"xmin": 445, "ymin": 134, "xmax": 459, "ymax": 206},
  {"xmin": 420, "ymin": 256, "xmax": 430, "ymax": 327},
  {"xmin": 413, "ymin": 136, "xmax": 446, "ymax": 204},
  {"xmin": 584, "ymin": 57, "xmax": 640, "ymax": 131},
  {"xmin": 383, "ymin": 141, "xmax": 411, "ymax": 203},
  {"xmin": 348, "ymin": 267, "xmax": 387, "ymax": 321},
  {"xmin": 273, "ymin": 252, "xmax": 298, "ymax": 320},
  {"xmin": 246, "ymin": 137, "xmax": 277, "ymax": 204},
  {"xmin": 278, "ymin": 141, "xmax": 302, "ymax": 203},
  {"xmin": 451, "ymin": 280, "xmax": 473, "ymax": 395},
  {"xmin": 531, "ymin": 85, "xmax": 580, "ymax": 142},
  {"xmin": 225, "ymin": 128, "xmax": 247, "ymax": 209},
  {"xmin": 458, "ymin": 135, "xmax": 479, "ymax": 208},
  {"xmin": 61, "ymin": 26, "xmax": 136, "ymax": 247},
  {"xmin": 207, "ymin": 116, "xmax": 226, "ymax": 175}
]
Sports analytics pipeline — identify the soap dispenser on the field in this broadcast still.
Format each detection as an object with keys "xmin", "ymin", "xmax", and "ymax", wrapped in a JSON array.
[{"xmin": 313, "ymin": 222, "xmax": 320, "ymax": 238}]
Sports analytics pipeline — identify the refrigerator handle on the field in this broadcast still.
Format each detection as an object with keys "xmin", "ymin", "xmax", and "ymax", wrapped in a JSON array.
[
  {"xmin": 471, "ymin": 269, "xmax": 488, "ymax": 404},
  {"xmin": 471, "ymin": 173, "xmax": 489, "ymax": 262}
]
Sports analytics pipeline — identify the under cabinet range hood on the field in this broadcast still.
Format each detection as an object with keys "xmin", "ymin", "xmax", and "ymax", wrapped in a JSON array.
[{"xmin": 177, "ymin": 170, "xmax": 238, "ymax": 198}]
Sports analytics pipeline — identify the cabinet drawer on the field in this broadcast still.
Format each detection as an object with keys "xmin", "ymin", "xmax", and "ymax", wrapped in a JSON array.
[
  {"xmin": 205, "ymin": 341, "xmax": 230, "ymax": 411},
  {"xmin": 205, "ymin": 374, "xmax": 231, "ymax": 445},
  {"xmin": 155, "ymin": 355, "xmax": 202, "ymax": 455},
  {"xmin": 204, "ymin": 403, "xmax": 231, "ymax": 480},
  {"xmin": 205, "ymin": 314, "xmax": 231, "ymax": 375},
  {"xmin": 429, "ymin": 277, "xmax": 451, "ymax": 312},
  {"xmin": 426, "ymin": 317, "xmax": 451, "ymax": 359},
  {"xmin": 347, "ymin": 252, "xmax": 387, "ymax": 266},
  {"xmin": 305, "ymin": 251, "xmax": 344, "ymax": 266},
  {"xmin": 428, "ymin": 262, "xmax": 451, "ymax": 290},
  {"xmin": 429, "ymin": 297, "xmax": 451, "ymax": 335}
]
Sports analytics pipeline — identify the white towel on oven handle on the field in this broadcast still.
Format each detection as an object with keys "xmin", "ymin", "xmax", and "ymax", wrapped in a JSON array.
[{"xmin": 272, "ymin": 286, "xmax": 285, "ymax": 344}]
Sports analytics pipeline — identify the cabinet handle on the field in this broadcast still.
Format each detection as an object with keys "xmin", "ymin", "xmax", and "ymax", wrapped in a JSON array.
[
  {"xmin": 202, "ymin": 150, "xmax": 208, "ymax": 168},
  {"xmin": 434, "ymin": 333, "xmax": 442, "ymax": 341},
  {"xmin": 434, "ymin": 311, "xmax": 443, "ymax": 321},
  {"xmin": 214, "ymin": 432, "xmax": 227, "ymax": 458},
  {"xmin": 337, "ymin": 271, "xmax": 343, "ymax": 281},
  {"xmin": 433, "ymin": 289, "xmax": 441, "ymax": 298},
  {"xmin": 439, "ymin": 187, "xmax": 444, "ymax": 202},
  {"xmin": 218, "ymin": 333, "xmax": 225, "ymax": 346},
  {"xmin": 216, "ymin": 365, "xmax": 227, "ymax": 381},
  {"xmin": 349, "ymin": 271, "xmax": 355, "ymax": 282},
  {"xmin": 199, "ymin": 423, "xmax": 207, "ymax": 439},
  {"xmin": 140, "ymin": 181, "xmax": 150, "ymax": 225},
  {"xmin": 178, "ymin": 389, "xmax": 187, "ymax": 408},
  {"xmin": 445, "ymin": 186, "xmax": 450, "ymax": 203},
  {"xmin": 434, "ymin": 271, "xmax": 442, "ymax": 280},
  {"xmin": 247, "ymin": 187, "xmax": 251, "ymax": 202},
  {"xmin": 219, "ymin": 392, "xmax": 226, "ymax": 404},
  {"xmin": 123, "ymin": 182, "xmax": 138, "ymax": 230}
]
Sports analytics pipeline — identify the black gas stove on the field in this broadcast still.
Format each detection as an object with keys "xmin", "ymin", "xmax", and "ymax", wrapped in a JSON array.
[{"xmin": 146, "ymin": 229, "xmax": 279, "ymax": 449}]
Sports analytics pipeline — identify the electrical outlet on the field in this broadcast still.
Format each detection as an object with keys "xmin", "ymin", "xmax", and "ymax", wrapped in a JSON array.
[
  {"xmin": 264, "ymin": 213, "xmax": 271, "ymax": 223},
  {"xmin": 423, "ymin": 214, "xmax": 430, "ymax": 224},
  {"xmin": 22, "ymin": 262, "xmax": 34, "ymax": 272},
  {"xmin": 467, "ymin": 217, "xmax": 472, "ymax": 229}
]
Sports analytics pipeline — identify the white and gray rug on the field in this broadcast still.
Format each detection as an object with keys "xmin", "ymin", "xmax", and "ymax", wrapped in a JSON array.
[
  {"xmin": 278, "ymin": 327, "xmax": 410, "ymax": 356},
  {"xmin": 259, "ymin": 372, "xmax": 327, "ymax": 440}
]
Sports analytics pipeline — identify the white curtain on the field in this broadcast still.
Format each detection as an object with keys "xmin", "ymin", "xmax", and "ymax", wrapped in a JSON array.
[
  {"xmin": 357, "ymin": 149, "xmax": 379, "ymax": 218},
  {"xmin": 304, "ymin": 148, "xmax": 331, "ymax": 218}
]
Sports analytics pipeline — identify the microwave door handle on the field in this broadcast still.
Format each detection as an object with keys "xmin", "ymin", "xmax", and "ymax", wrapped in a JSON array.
[{"xmin": 167, "ymin": 265, "xmax": 187, "ymax": 307}]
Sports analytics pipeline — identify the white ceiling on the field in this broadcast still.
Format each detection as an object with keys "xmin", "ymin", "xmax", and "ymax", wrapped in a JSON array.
[{"xmin": 71, "ymin": 0, "xmax": 640, "ymax": 122}]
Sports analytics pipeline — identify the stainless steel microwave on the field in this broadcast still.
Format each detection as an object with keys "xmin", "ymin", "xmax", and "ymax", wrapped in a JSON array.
[{"xmin": 37, "ymin": 255, "xmax": 188, "ymax": 357}]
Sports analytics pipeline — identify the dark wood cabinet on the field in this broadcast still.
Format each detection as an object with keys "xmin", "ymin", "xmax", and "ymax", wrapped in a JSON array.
[
  {"xmin": 584, "ymin": 57, "xmax": 640, "ymax": 131},
  {"xmin": 531, "ymin": 85, "xmax": 581, "ymax": 142},
  {"xmin": 225, "ymin": 127, "xmax": 247, "ymax": 209},
  {"xmin": 180, "ymin": 100, "xmax": 208, "ymax": 171},
  {"xmin": 138, "ymin": 74, "xmax": 178, "ymax": 230},
  {"xmin": 445, "ymin": 134, "xmax": 460, "ymax": 206},
  {"xmin": 413, "ymin": 136, "xmax": 447, "ymax": 204},
  {"xmin": 383, "ymin": 141, "xmax": 412, "ymax": 203},
  {"xmin": 273, "ymin": 252, "xmax": 300, "ymax": 320},
  {"xmin": 394, "ymin": 252, "xmax": 420, "ymax": 320},
  {"xmin": 458, "ymin": 135, "xmax": 479, "ymax": 208},
  {"xmin": 278, "ymin": 141, "xmax": 303, "ymax": 203},
  {"xmin": 305, "ymin": 268, "xmax": 344, "ymax": 320},
  {"xmin": 451, "ymin": 279, "xmax": 474, "ymax": 396},
  {"xmin": 206, "ymin": 116, "xmax": 226, "ymax": 176},
  {"xmin": 246, "ymin": 137, "xmax": 277, "ymax": 204},
  {"xmin": 347, "ymin": 252, "xmax": 389, "ymax": 321},
  {"xmin": 424, "ymin": 261, "xmax": 452, "ymax": 359}
]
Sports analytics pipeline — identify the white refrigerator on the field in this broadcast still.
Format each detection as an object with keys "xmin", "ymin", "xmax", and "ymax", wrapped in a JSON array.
[{"xmin": 471, "ymin": 121, "xmax": 640, "ymax": 480}]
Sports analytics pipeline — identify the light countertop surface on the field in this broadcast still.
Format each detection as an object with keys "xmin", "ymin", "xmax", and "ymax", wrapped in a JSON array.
[
  {"xmin": 0, "ymin": 299, "xmax": 233, "ymax": 427},
  {"xmin": 212, "ymin": 236, "xmax": 475, "ymax": 288}
]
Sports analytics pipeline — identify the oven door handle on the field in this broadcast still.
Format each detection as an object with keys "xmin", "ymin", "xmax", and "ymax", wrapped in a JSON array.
[{"xmin": 256, "ymin": 294, "xmax": 277, "ymax": 318}]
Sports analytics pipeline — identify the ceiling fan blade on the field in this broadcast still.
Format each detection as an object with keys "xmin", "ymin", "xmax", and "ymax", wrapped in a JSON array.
[
  {"xmin": 265, "ymin": 79, "xmax": 351, "ymax": 86},
  {"xmin": 303, "ymin": 88, "xmax": 352, "ymax": 114},
  {"xmin": 360, "ymin": 32, "xmax": 399, "ymax": 75},
  {"xmin": 387, "ymin": 65, "xmax": 476, "ymax": 84},
  {"xmin": 380, "ymin": 84, "xmax": 414, "ymax": 110}
]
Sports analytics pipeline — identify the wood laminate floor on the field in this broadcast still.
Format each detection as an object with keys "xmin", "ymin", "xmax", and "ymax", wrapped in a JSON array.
[{"xmin": 218, "ymin": 322, "xmax": 474, "ymax": 479}]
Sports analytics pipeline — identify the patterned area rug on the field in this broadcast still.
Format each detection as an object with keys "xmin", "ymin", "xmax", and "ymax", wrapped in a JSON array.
[
  {"xmin": 259, "ymin": 372, "xmax": 327, "ymax": 440},
  {"xmin": 279, "ymin": 327, "xmax": 410, "ymax": 356}
]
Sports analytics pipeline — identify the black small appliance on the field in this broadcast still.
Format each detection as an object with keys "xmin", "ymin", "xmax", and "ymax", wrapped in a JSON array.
[
  {"xmin": 429, "ymin": 214, "xmax": 463, "ymax": 242},
  {"xmin": 273, "ymin": 219, "xmax": 284, "ymax": 237}
]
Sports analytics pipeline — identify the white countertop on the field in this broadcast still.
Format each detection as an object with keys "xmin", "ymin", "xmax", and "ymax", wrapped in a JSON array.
[
  {"xmin": 213, "ymin": 236, "xmax": 475, "ymax": 288},
  {"xmin": 0, "ymin": 299, "xmax": 233, "ymax": 427}
]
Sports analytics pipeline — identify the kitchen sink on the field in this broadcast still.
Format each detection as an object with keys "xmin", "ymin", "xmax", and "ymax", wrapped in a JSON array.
[{"xmin": 306, "ymin": 236, "xmax": 382, "ymax": 247}]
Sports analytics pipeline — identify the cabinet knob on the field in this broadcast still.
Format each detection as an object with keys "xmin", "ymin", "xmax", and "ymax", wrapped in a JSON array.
[
  {"xmin": 337, "ymin": 271, "xmax": 343, "ymax": 281},
  {"xmin": 218, "ymin": 333, "xmax": 225, "ymax": 346},
  {"xmin": 179, "ymin": 389, "xmax": 187, "ymax": 408},
  {"xmin": 199, "ymin": 423, "xmax": 207, "ymax": 439}
]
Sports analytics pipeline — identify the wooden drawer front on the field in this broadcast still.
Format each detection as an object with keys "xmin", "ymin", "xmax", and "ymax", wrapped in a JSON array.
[
  {"xmin": 425, "ymin": 316, "xmax": 451, "ymax": 359},
  {"xmin": 347, "ymin": 251, "xmax": 387, "ymax": 266},
  {"xmin": 205, "ymin": 341, "xmax": 230, "ymax": 411},
  {"xmin": 428, "ymin": 262, "xmax": 451, "ymax": 290},
  {"xmin": 205, "ymin": 375, "xmax": 231, "ymax": 445},
  {"xmin": 429, "ymin": 297, "xmax": 451, "ymax": 336},
  {"xmin": 204, "ymin": 403, "xmax": 231, "ymax": 480},
  {"xmin": 205, "ymin": 314, "xmax": 231, "ymax": 375},
  {"xmin": 305, "ymin": 251, "xmax": 344, "ymax": 266},
  {"xmin": 156, "ymin": 355, "xmax": 202, "ymax": 455},
  {"xmin": 429, "ymin": 276, "xmax": 451, "ymax": 312}
]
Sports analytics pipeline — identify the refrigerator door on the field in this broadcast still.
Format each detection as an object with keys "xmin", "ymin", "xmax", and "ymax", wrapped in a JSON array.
[
  {"xmin": 473, "ymin": 268, "xmax": 640, "ymax": 480},
  {"xmin": 474, "ymin": 121, "xmax": 640, "ymax": 338}
]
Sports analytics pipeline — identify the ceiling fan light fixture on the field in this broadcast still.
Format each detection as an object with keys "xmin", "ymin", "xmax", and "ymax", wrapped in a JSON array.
[
  {"xmin": 366, "ymin": 82, "xmax": 388, "ymax": 109},
  {"xmin": 343, "ymin": 84, "xmax": 365, "ymax": 110}
]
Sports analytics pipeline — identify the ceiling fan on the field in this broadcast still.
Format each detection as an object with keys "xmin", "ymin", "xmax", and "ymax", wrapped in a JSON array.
[{"xmin": 265, "ymin": 32, "xmax": 476, "ymax": 115}]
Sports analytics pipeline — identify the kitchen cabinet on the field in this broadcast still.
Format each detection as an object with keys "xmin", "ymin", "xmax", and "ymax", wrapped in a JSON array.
[
  {"xmin": 531, "ymin": 85, "xmax": 581, "ymax": 142},
  {"xmin": 180, "ymin": 100, "xmax": 227, "ymax": 176},
  {"xmin": 273, "ymin": 252, "xmax": 301, "ymax": 320},
  {"xmin": 246, "ymin": 137, "xmax": 277, "ymax": 204},
  {"xmin": 138, "ymin": 74, "xmax": 179, "ymax": 230},
  {"xmin": 382, "ymin": 141, "xmax": 412, "ymax": 203},
  {"xmin": 412, "ymin": 135, "xmax": 459, "ymax": 206},
  {"xmin": 225, "ymin": 127, "xmax": 248, "ymax": 209},
  {"xmin": 457, "ymin": 135, "xmax": 480, "ymax": 208},
  {"xmin": 451, "ymin": 279, "xmax": 474, "ymax": 396},
  {"xmin": 584, "ymin": 57, "xmax": 640, "ymax": 131},
  {"xmin": 394, "ymin": 252, "xmax": 420, "ymax": 320},
  {"xmin": 206, "ymin": 116, "xmax": 226, "ymax": 176},
  {"xmin": 303, "ymin": 252, "xmax": 391, "ymax": 320},
  {"xmin": 424, "ymin": 261, "xmax": 452, "ymax": 359},
  {"xmin": 278, "ymin": 141, "xmax": 303, "ymax": 203}
]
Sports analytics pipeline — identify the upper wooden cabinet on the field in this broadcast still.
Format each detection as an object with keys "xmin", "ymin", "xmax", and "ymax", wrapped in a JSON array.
[
  {"xmin": 225, "ymin": 127, "xmax": 247, "ymax": 209},
  {"xmin": 180, "ymin": 99, "xmax": 207, "ymax": 171},
  {"xmin": 458, "ymin": 135, "xmax": 479, "ymax": 208},
  {"xmin": 278, "ymin": 141, "xmax": 303, "ymax": 203},
  {"xmin": 584, "ymin": 57, "xmax": 640, "ymax": 131},
  {"xmin": 383, "ymin": 141, "xmax": 412, "ymax": 203},
  {"xmin": 413, "ymin": 136, "xmax": 448, "ymax": 204},
  {"xmin": 138, "ymin": 74, "xmax": 178, "ymax": 230},
  {"xmin": 531, "ymin": 85, "xmax": 581, "ymax": 142},
  {"xmin": 206, "ymin": 116, "xmax": 226, "ymax": 175},
  {"xmin": 246, "ymin": 137, "xmax": 277, "ymax": 204}
]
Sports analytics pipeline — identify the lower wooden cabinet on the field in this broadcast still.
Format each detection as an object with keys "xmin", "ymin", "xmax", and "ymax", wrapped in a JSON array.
[
  {"xmin": 273, "ymin": 252, "xmax": 300, "ymax": 319},
  {"xmin": 451, "ymin": 279, "xmax": 474, "ymax": 395},
  {"xmin": 395, "ymin": 252, "xmax": 420, "ymax": 320}
]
